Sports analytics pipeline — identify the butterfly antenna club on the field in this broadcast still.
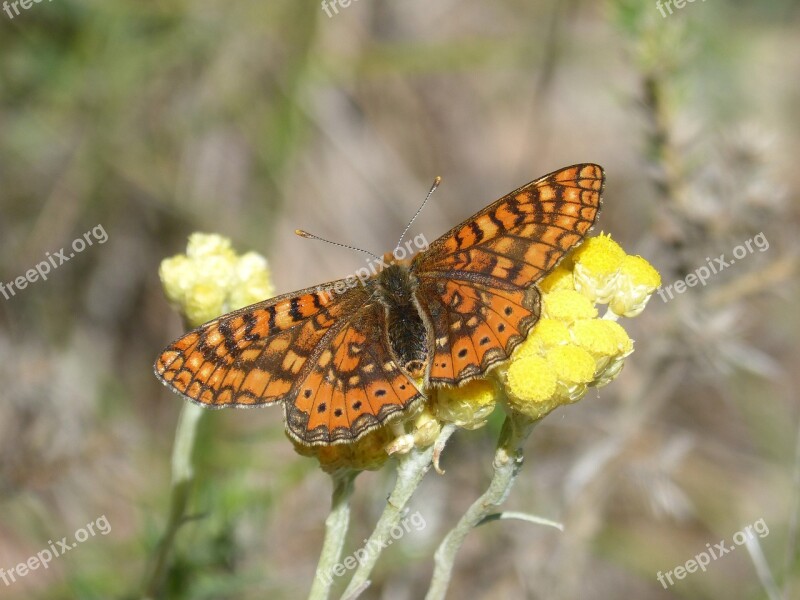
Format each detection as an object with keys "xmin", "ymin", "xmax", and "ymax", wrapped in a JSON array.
[
  {"xmin": 295, "ymin": 229, "xmax": 381, "ymax": 261},
  {"xmin": 395, "ymin": 176, "xmax": 441, "ymax": 252}
]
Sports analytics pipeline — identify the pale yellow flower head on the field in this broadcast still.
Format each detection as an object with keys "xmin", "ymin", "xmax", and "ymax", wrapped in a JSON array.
[{"xmin": 159, "ymin": 233, "xmax": 275, "ymax": 328}]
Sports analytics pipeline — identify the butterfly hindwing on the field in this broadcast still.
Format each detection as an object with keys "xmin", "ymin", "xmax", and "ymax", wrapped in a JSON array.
[
  {"xmin": 285, "ymin": 301, "xmax": 423, "ymax": 445},
  {"xmin": 415, "ymin": 279, "xmax": 541, "ymax": 385},
  {"xmin": 413, "ymin": 163, "xmax": 603, "ymax": 385}
]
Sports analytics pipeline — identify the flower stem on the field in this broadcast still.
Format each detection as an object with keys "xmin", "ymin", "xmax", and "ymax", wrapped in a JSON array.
[
  {"xmin": 142, "ymin": 401, "xmax": 205, "ymax": 600},
  {"xmin": 425, "ymin": 413, "xmax": 536, "ymax": 600},
  {"xmin": 308, "ymin": 470, "xmax": 358, "ymax": 600},
  {"xmin": 340, "ymin": 428, "xmax": 451, "ymax": 600}
]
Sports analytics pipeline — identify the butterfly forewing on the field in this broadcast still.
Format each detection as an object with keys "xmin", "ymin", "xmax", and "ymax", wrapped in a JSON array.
[
  {"xmin": 412, "ymin": 163, "xmax": 603, "ymax": 386},
  {"xmin": 155, "ymin": 279, "xmax": 424, "ymax": 445},
  {"xmin": 155, "ymin": 283, "xmax": 359, "ymax": 408}
]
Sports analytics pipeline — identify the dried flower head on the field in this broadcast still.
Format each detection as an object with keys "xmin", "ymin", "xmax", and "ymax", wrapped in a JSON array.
[{"xmin": 159, "ymin": 233, "xmax": 275, "ymax": 328}]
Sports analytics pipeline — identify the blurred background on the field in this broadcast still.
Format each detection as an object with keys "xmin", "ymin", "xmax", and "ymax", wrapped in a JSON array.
[{"xmin": 1, "ymin": 0, "xmax": 798, "ymax": 598}]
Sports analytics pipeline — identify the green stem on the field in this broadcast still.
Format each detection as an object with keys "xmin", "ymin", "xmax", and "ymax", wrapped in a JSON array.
[
  {"xmin": 340, "ymin": 429, "xmax": 450, "ymax": 600},
  {"xmin": 425, "ymin": 414, "xmax": 536, "ymax": 600},
  {"xmin": 308, "ymin": 470, "xmax": 358, "ymax": 600},
  {"xmin": 142, "ymin": 402, "xmax": 205, "ymax": 600}
]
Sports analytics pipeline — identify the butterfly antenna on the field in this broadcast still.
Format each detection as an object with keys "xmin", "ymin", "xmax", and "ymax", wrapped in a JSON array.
[
  {"xmin": 395, "ymin": 176, "xmax": 441, "ymax": 251},
  {"xmin": 295, "ymin": 229, "xmax": 381, "ymax": 261}
]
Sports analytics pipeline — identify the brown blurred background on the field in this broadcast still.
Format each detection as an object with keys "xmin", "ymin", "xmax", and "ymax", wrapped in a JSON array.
[{"xmin": 1, "ymin": 1, "xmax": 799, "ymax": 598}]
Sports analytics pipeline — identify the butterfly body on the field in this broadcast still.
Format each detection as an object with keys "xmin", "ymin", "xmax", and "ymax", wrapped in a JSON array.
[
  {"xmin": 156, "ymin": 164, "xmax": 604, "ymax": 445},
  {"xmin": 376, "ymin": 262, "xmax": 429, "ymax": 379}
]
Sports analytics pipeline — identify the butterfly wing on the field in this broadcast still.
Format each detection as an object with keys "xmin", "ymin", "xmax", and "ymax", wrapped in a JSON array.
[
  {"xmin": 155, "ymin": 279, "xmax": 423, "ymax": 445},
  {"xmin": 285, "ymin": 300, "xmax": 423, "ymax": 445},
  {"xmin": 412, "ymin": 163, "xmax": 603, "ymax": 386}
]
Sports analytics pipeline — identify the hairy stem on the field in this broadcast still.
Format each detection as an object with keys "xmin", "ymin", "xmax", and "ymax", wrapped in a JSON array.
[
  {"xmin": 308, "ymin": 470, "xmax": 358, "ymax": 600},
  {"xmin": 425, "ymin": 413, "xmax": 536, "ymax": 600},
  {"xmin": 142, "ymin": 401, "xmax": 205, "ymax": 600},
  {"xmin": 340, "ymin": 428, "xmax": 452, "ymax": 600}
]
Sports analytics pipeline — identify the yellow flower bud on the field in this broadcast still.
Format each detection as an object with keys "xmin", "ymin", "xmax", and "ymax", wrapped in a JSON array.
[
  {"xmin": 185, "ymin": 232, "xmax": 236, "ymax": 260},
  {"xmin": 572, "ymin": 233, "xmax": 626, "ymax": 303},
  {"xmin": 527, "ymin": 318, "xmax": 572, "ymax": 350},
  {"xmin": 547, "ymin": 344, "xmax": 596, "ymax": 385},
  {"xmin": 184, "ymin": 282, "xmax": 228, "ymax": 326},
  {"xmin": 539, "ymin": 263, "xmax": 575, "ymax": 293},
  {"xmin": 609, "ymin": 255, "xmax": 662, "ymax": 317},
  {"xmin": 504, "ymin": 356, "xmax": 560, "ymax": 420},
  {"xmin": 571, "ymin": 318, "xmax": 632, "ymax": 360},
  {"xmin": 159, "ymin": 255, "xmax": 195, "ymax": 306},
  {"xmin": 434, "ymin": 379, "xmax": 498, "ymax": 430},
  {"xmin": 542, "ymin": 289, "xmax": 598, "ymax": 322}
]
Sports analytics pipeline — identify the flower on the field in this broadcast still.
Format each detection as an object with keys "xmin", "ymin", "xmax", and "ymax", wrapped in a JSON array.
[
  {"xmin": 159, "ymin": 233, "xmax": 275, "ymax": 328},
  {"xmin": 608, "ymin": 254, "xmax": 662, "ymax": 317},
  {"xmin": 293, "ymin": 427, "xmax": 394, "ymax": 474},
  {"xmin": 572, "ymin": 233, "xmax": 627, "ymax": 303},
  {"xmin": 432, "ymin": 379, "xmax": 499, "ymax": 430}
]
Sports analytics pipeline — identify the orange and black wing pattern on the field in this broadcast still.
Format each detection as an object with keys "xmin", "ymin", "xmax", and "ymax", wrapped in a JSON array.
[
  {"xmin": 154, "ymin": 283, "xmax": 362, "ymax": 409},
  {"xmin": 284, "ymin": 300, "xmax": 423, "ymax": 445},
  {"xmin": 154, "ymin": 280, "xmax": 423, "ymax": 445},
  {"xmin": 412, "ymin": 163, "xmax": 603, "ymax": 386}
]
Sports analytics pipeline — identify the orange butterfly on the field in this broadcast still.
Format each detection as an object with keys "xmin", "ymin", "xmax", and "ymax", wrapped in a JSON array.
[{"xmin": 155, "ymin": 164, "xmax": 603, "ymax": 446}]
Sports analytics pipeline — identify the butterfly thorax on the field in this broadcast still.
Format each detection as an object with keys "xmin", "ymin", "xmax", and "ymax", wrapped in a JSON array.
[{"xmin": 376, "ymin": 264, "xmax": 428, "ymax": 378}]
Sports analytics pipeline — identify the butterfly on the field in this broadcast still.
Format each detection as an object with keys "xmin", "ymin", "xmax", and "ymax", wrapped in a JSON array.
[{"xmin": 155, "ymin": 164, "xmax": 603, "ymax": 446}]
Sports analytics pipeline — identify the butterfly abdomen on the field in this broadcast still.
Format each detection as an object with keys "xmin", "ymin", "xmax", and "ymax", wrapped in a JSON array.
[{"xmin": 378, "ymin": 264, "xmax": 428, "ymax": 377}]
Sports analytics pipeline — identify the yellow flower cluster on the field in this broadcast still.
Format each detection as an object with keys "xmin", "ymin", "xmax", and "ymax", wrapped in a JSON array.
[
  {"xmin": 159, "ymin": 233, "xmax": 275, "ymax": 328},
  {"xmin": 435, "ymin": 233, "xmax": 660, "ymax": 425}
]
